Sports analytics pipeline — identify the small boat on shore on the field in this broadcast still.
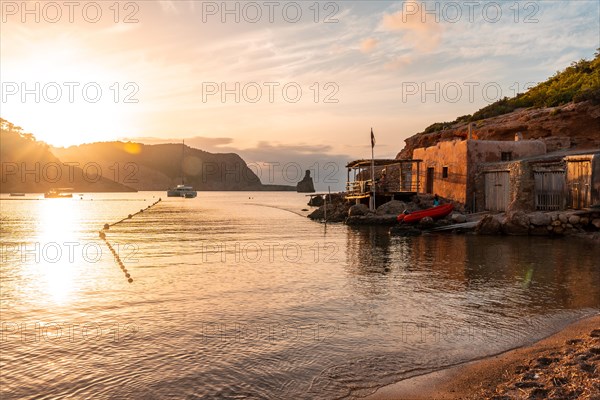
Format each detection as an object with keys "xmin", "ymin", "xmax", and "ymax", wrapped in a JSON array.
[
  {"xmin": 397, "ymin": 203, "xmax": 454, "ymax": 223},
  {"xmin": 9, "ymin": 193, "xmax": 25, "ymax": 197}
]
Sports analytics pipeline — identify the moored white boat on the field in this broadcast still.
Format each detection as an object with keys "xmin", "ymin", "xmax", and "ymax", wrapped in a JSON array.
[{"xmin": 167, "ymin": 184, "xmax": 197, "ymax": 198}]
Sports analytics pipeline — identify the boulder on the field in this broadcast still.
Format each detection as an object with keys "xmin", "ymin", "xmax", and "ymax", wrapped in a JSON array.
[
  {"xmin": 418, "ymin": 216, "xmax": 435, "ymax": 228},
  {"xmin": 308, "ymin": 195, "xmax": 324, "ymax": 207},
  {"xmin": 529, "ymin": 212, "xmax": 552, "ymax": 226},
  {"xmin": 503, "ymin": 211, "xmax": 530, "ymax": 235},
  {"xmin": 558, "ymin": 213, "xmax": 569, "ymax": 223},
  {"xmin": 476, "ymin": 215, "xmax": 502, "ymax": 235},
  {"xmin": 592, "ymin": 219, "xmax": 600, "ymax": 229},
  {"xmin": 376, "ymin": 200, "xmax": 407, "ymax": 216},
  {"xmin": 580, "ymin": 217, "xmax": 590, "ymax": 226},
  {"xmin": 451, "ymin": 213, "xmax": 467, "ymax": 223},
  {"xmin": 296, "ymin": 170, "xmax": 315, "ymax": 193},
  {"xmin": 348, "ymin": 203, "xmax": 370, "ymax": 217},
  {"xmin": 568, "ymin": 215, "xmax": 581, "ymax": 225}
]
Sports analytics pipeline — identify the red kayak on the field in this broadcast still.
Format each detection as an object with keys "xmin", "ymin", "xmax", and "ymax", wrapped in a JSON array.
[{"xmin": 397, "ymin": 204, "xmax": 454, "ymax": 223}]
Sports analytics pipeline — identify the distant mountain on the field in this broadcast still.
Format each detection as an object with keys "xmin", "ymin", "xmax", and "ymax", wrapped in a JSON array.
[
  {"xmin": 398, "ymin": 52, "xmax": 600, "ymax": 158},
  {"xmin": 0, "ymin": 120, "xmax": 135, "ymax": 193},
  {"xmin": 1, "ymin": 118, "xmax": 295, "ymax": 192},
  {"xmin": 52, "ymin": 141, "xmax": 294, "ymax": 191}
]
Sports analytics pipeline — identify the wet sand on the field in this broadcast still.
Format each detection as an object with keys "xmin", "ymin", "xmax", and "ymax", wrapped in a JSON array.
[{"xmin": 366, "ymin": 314, "xmax": 600, "ymax": 400}]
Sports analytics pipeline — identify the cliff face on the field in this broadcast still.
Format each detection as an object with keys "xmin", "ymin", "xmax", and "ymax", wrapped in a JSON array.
[
  {"xmin": 52, "ymin": 142, "xmax": 271, "ymax": 191},
  {"xmin": 397, "ymin": 101, "xmax": 600, "ymax": 159}
]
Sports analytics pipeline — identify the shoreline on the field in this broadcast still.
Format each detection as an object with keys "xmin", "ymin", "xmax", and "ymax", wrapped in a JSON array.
[{"xmin": 366, "ymin": 314, "xmax": 600, "ymax": 400}]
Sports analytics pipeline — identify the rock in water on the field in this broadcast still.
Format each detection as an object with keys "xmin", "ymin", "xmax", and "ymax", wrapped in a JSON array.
[
  {"xmin": 308, "ymin": 195, "xmax": 324, "ymax": 207},
  {"xmin": 476, "ymin": 215, "xmax": 502, "ymax": 235},
  {"xmin": 503, "ymin": 211, "xmax": 530, "ymax": 235},
  {"xmin": 297, "ymin": 170, "xmax": 316, "ymax": 193},
  {"xmin": 348, "ymin": 203, "xmax": 370, "ymax": 216}
]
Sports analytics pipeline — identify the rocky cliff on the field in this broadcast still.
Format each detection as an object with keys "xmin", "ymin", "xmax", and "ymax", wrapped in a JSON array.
[
  {"xmin": 52, "ymin": 141, "xmax": 282, "ymax": 191},
  {"xmin": 397, "ymin": 101, "xmax": 600, "ymax": 159}
]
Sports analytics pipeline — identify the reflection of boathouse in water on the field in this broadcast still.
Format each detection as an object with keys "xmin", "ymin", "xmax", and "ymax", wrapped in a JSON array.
[{"xmin": 343, "ymin": 229, "xmax": 600, "ymax": 311}]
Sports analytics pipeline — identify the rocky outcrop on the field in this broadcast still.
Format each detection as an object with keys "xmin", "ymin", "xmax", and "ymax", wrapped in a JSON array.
[
  {"xmin": 308, "ymin": 195, "xmax": 324, "ymax": 207},
  {"xmin": 296, "ymin": 170, "xmax": 316, "ymax": 193},
  {"xmin": 307, "ymin": 193, "xmax": 349, "ymax": 222},
  {"xmin": 397, "ymin": 101, "xmax": 600, "ymax": 159}
]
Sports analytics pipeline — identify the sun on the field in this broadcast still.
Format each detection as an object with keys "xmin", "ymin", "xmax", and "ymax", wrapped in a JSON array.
[{"xmin": 1, "ymin": 37, "xmax": 140, "ymax": 147}]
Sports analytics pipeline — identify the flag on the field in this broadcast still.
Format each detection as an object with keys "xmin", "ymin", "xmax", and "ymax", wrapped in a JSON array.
[{"xmin": 370, "ymin": 128, "xmax": 375, "ymax": 148}]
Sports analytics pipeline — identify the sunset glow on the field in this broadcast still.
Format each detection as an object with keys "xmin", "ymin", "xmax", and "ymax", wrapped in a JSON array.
[{"xmin": 2, "ymin": 1, "xmax": 598, "ymax": 158}]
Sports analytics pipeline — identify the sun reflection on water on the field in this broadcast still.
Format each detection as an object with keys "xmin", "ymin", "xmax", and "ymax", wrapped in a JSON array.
[{"xmin": 28, "ymin": 198, "xmax": 83, "ymax": 305}]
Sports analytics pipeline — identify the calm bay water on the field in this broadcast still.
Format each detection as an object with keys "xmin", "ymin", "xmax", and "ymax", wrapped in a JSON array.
[{"xmin": 1, "ymin": 192, "xmax": 599, "ymax": 399}]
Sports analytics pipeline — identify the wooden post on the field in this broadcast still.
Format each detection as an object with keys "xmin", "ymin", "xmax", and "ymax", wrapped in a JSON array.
[
  {"xmin": 416, "ymin": 161, "xmax": 421, "ymax": 193},
  {"xmin": 324, "ymin": 193, "xmax": 327, "ymax": 223}
]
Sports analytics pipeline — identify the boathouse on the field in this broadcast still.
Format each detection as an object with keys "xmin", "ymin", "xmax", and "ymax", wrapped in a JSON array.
[
  {"xmin": 345, "ymin": 159, "xmax": 422, "ymax": 207},
  {"xmin": 412, "ymin": 138, "xmax": 547, "ymax": 211},
  {"xmin": 473, "ymin": 150, "xmax": 600, "ymax": 213}
]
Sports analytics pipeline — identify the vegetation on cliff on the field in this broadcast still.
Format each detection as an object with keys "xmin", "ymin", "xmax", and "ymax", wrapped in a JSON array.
[{"xmin": 424, "ymin": 50, "xmax": 600, "ymax": 134}]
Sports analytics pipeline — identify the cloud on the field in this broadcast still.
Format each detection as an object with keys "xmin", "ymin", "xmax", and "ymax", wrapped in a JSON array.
[
  {"xmin": 381, "ymin": 2, "xmax": 442, "ymax": 52},
  {"xmin": 384, "ymin": 55, "xmax": 413, "ymax": 70},
  {"xmin": 360, "ymin": 38, "xmax": 379, "ymax": 54}
]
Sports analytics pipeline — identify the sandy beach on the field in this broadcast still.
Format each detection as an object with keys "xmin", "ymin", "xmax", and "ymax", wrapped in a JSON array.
[{"xmin": 367, "ymin": 314, "xmax": 600, "ymax": 400}]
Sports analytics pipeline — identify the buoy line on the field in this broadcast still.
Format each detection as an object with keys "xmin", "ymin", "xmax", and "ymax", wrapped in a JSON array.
[{"xmin": 98, "ymin": 198, "xmax": 162, "ymax": 283}]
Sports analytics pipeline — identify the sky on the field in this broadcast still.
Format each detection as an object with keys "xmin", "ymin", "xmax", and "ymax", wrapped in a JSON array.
[{"xmin": 1, "ymin": 0, "xmax": 599, "ymax": 189}]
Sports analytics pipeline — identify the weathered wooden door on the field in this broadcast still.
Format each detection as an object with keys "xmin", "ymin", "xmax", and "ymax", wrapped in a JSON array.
[
  {"xmin": 484, "ymin": 171, "xmax": 510, "ymax": 211},
  {"xmin": 567, "ymin": 161, "xmax": 591, "ymax": 209},
  {"xmin": 534, "ymin": 171, "xmax": 565, "ymax": 211},
  {"xmin": 426, "ymin": 167, "xmax": 434, "ymax": 194}
]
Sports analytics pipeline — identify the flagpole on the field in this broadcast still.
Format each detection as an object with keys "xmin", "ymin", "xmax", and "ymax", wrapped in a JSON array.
[{"xmin": 371, "ymin": 128, "xmax": 376, "ymax": 211}]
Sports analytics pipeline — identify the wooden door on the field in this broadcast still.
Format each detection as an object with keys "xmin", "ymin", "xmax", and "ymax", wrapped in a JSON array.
[
  {"xmin": 485, "ymin": 171, "xmax": 510, "ymax": 211},
  {"xmin": 534, "ymin": 171, "xmax": 565, "ymax": 211},
  {"xmin": 426, "ymin": 167, "xmax": 434, "ymax": 194},
  {"xmin": 567, "ymin": 161, "xmax": 591, "ymax": 209}
]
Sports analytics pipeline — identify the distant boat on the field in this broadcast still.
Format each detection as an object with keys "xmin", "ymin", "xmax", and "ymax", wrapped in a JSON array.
[
  {"xmin": 397, "ymin": 204, "xmax": 454, "ymax": 223},
  {"xmin": 168, "ymin": 185, "xmax": 198, "ymax": 198},
  {"xmin": 9, "ymin": 193, "xmax": 25, "ymax": 197},
  {"xmin": 167, "ymin": 140, "xmax": 197, "ymax": 198},
  {"xmin": 44, "ymin": 188, "xmax": 73, "ymax": 199}
]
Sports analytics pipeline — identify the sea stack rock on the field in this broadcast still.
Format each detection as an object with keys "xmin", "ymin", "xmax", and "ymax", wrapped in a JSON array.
[{"xmin": 297, "ymin": 170, "xmax": 316, "ymax": 193}]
